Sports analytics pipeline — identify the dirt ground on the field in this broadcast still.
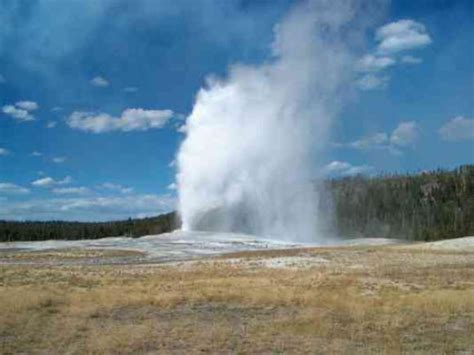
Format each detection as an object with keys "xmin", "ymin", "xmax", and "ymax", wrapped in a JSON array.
[{"xmin": 1, "ymin": 241, "xmax": 473, "ymax": 354}]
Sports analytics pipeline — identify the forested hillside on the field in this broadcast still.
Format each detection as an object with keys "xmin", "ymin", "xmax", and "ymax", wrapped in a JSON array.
[
  {"xmin": 0, "ymin": 212, "xmax": 177, "ymax": 242},
  {"xmin": 330, "ymin": 165, "xmax": 474, "ymax": 241},
  {"xmin": 1, "ymin": 166, "xmax": 473, "ymax": 242}
]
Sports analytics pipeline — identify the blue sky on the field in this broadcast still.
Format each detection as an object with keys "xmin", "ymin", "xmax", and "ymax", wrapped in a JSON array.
[{"xmin": 0, "ymin": 0, "xmax": 473, "ymax": 221}]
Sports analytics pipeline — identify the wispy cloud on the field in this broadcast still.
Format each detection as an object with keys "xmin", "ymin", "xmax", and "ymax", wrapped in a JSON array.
[
  {"xmin": 46, "ymin": 121, "xmax": 57, "ymax": 128},
  {"xmin": 52, "ymin": 156, "xmax": 67, "ymax": 163},
  {"xmin": 323, "ymin": 161, "xmax": 375, "ymax": 177},
  {"xmin": 90, "ymin": 76, "xmax": 109, "ymax": 87},
  {"xmin": 439, "ymin": 116, "xmax": 474, "ymax": 141},
  {"xmin": 31, "ymin": 151, "xmax": 42, "ymax": 157},
  {"xmin": 15, "ymin": 101, "xmax": 39, "ymax": 111},
  {"xmin": 356, "ymin": 55, "xmax": 396, "ymax": 72},
  {"xmin": 0, "ymin": 182, "xmax": 30, "ymax": 195},
  {"xmin": 52, "ymin": 187, "xmax": 91, "ymax": 195},
  {"xmin": 100, "ymin": 182, "xmax": 134, "ymax": 194},
  {"xmin": 124, "ymin": 87, "xmax": 138, "ymax": 93},
  {"xmin": 67, "ymin": 108, "xmax": 174, "ymax": 133},
  {"xmin": 2, "ymin": 104, "xmax": 35, "ymax": 121},
  {"xmin": 0, "ymin": 147, "xmax": 10, "ymax": 156},
  {"xmin": 356, "ymin": 74, "xmax": 389, "ymax": 91},
  {"xmin": 375, "ymin": 19, "xmax": 432, "ymax": 54},
  {"xmin": 336, "ymin": 121, "xmax": 419, "ymax": 155},
  {"xmin": 401, "ymin": 55, "xmax": 422, "ymax": 64},
  {"xmin": 0, "ymin": 194, "xmax": 175, "ymax": 221},
  {"xmin": 31, "ymin": 176, "xmax": 72, "ymax": 188}
]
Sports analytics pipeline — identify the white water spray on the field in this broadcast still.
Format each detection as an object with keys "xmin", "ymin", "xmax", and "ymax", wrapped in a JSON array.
[{"xmin": 177, "ymin": 0, "xmax": 376, "ymax": 242}]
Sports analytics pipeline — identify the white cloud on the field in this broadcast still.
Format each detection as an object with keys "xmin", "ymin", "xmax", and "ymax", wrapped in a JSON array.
[
  {"xmin": 0, "ymin": 148, "xmax": 10, "ymax": 156},
  {"xmin": 356, "ymin": 74, "xmax": 389, "ymax": 91},
  {"xmin": 401, "ymin": 55, "xmax": 422, "ymax": 64},
  {"xmin": 31, "ymin": 176, "xmax": 72, "ymax": 188},
  {"xmin": 337, "ymin": 121, "xmax": 418, "ymax": 154},
  {"xmin": 356, "ymin": 55, "xmax": 396, "ymax": 72},
  {"xmin": 124, "ymin": 87, "xmax": 138, "ymax": 92},
  {"xmin": 323, "ymin": 161, "xmax": 374, "ymax": 177},
  {"xmin": 167, "ymin": 182, "xmax": 177, "ymax": 190},
  {"xmin": 52, "ymin": 187, "xmax": 91, "ymax": 195},
  {"xmin": 15, "ymin": 101, "xmax": 39, "ymax": 111},
  {"xmin": 90, "ymin": 76, "xmax": 109, "ymax": 87},
  {"xmin": 100, "ymin": 182, "xmax": 134, "ymax": 194},
  {"xmin": 67, "ymin": 108, "xmax": 174, "ymax": 133},
  {"xmin": 46, "ymin": 121, "xmax": 57, "ymax": 128},
  {"xmin": 375, "ymin": 19, "xmax": 432, "ymax": 54},
  {"xmin": 345, "ymin": 132, "xmax": 389, "ymax": 150},
  {"xmin": 2, "ymin": 105, "xmax": 35, "ymax": 121},
  {"xmin": 31, "ymin": 151, "xmax": 42, "ymax": 157},
  {"xmin": 0, "ymin": 194, "xmax": 175, "ymax": 221},
  {"xmin": 52, "ymin": 156, "xmax": 66, "ymax": 163},
  {"xmin": 439, "ymin": 116, "xmax": 474, "ymax": 141},
  {"xmin": 390, "ymin": 121, "xmax": 418, "ymax": 147},
  {"xmin": 0, "ymin": 182, "xmax": 30, "ymax": 194}
]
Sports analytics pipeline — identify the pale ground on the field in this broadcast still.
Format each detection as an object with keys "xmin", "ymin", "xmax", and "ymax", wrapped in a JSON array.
[{"xmin": 1, "ymin": 233, "xmax": 473, "ymax": 354}]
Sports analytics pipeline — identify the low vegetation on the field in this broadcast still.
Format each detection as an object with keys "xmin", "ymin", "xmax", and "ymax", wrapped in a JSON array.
[{"xmin": 1, "ymin": 244, "xmax": 473, "ymax": 353}]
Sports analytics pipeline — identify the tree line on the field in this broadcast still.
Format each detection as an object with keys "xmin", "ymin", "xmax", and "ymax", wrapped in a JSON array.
[
  {"xmin": 329, "ymin": 164, "xmax": 474, "ymax": 241},
  {"xmin": 0, "ymin": 165, "xmax": 472, "ymax": 242},
  {"xmin": 0, "ymin": 212, "xmax": 177, "ymax": 242}
]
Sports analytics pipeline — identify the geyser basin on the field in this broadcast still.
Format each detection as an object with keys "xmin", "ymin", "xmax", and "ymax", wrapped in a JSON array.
[{"xmin": 0, "ymin": 231, "xmax": 309, "ymax": 264}]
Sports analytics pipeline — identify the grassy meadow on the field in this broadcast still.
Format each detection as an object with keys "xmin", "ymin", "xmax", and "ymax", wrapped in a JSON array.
[{"xmin": 1, "ymin": 245, "xmax": 473, "ymax": 354}]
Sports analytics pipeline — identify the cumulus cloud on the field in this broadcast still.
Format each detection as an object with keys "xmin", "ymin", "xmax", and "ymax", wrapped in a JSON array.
[
  {"xmin": 401, "ymin": 55, "xmax": 422, "ymax": 64},
  {"xmin": 0, "ymin": 147, "xmax": 10, "ymax": 156},
  {"xmin": 356, "ymin": 74, "xmax": 389, "ymax": 91},
  {"xmin": 439, "ymin": 116, "xmax": 474, "ymax": 141},
  {"xmin": 390, "ymin": 121, "xmax": 418, "ymax": 146},
  {"xmin": 46, "ymin": 121, "xmax": 57, "ymax": 128},
  {"xmin": 67, "ymin": 108, "xmax": 174, "ymax": 133},
  {"xmin": 356, "ymin": 55, "xmax": 396, "ymax": 72},
  {"xmin": 15, "ymin": 101, "xmax": 39, "ymax": 111},
  {"xmin": 90, "ymin": 76, "xmax": 109, "ymax": 87},
  {"xmin": 52, "ymin": 187, "xmax": 91, "ymax": 195},
  {"xmin": 355, "ymin": 19, "xmax": 431, "ymax": 91},
  {"xmin": 100, "ymin": 182, "xmax": 133, "ymax": 194},
  {"xmin": 31, "ymin": 176, "xmax": 72, "ymax": 187},
  {"xmin": 323, "ymin": 161, "xmax": 375, "ymax": 177},
  {"xmin": 375, "ymin": 19, "xmax": 432, "ymax": 54},
  {"xmin": 52, "ymin": 156, "xmax": 66, "ymax": 163},
  {"xmin": 0, "ymin": 194, "xmax": 175, "ymax": 221},
  {"xmin": 336, "ymin": 121, "xmax": 418, "ymax": 154},
  {"xmin": 124, "ymin": 87, "xmax": 138, "ymax": 93},
  {"xmin": 0, "ymin": 182, "xmax": 30, "ymax": 194},
  {"xmin": 2, "ymin": 104, "xmax": 35, "ymax": 121}
]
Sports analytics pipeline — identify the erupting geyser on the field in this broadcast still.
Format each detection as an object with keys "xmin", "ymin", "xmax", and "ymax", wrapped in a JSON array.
[{"xmin": 177, "ymin": 0, "xmax": 374, "ymax": 242}]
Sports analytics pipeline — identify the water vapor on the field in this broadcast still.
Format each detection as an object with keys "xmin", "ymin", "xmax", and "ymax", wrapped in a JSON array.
[{"xmin": 177, "ymin": 0, "xmax": 380, "ymax": 242}]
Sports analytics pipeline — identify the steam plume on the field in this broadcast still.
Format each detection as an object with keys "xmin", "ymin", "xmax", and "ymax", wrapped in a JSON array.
[{"xmin": 177, "ymin": 0, "xmax": 376, "ymax": 241}]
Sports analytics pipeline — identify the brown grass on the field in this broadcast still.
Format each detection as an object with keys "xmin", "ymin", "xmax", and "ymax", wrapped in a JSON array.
[{"xmin": 1, "ymin": 246, "xmax": 473, "ymax": 354}]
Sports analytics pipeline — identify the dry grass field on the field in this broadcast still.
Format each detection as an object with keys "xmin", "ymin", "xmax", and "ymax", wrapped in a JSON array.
[{"xmin": 1, "ymin": 244, "xmax": 473, "ymax": 354}]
